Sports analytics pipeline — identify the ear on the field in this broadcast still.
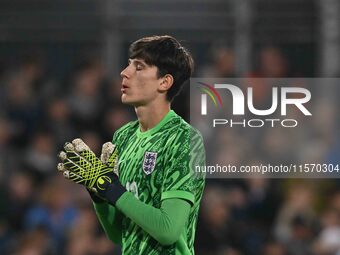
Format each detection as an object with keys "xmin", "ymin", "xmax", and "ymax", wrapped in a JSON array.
[{"xmin": 159, "ymin": 74, "xmax": 174, "ymax": 93}]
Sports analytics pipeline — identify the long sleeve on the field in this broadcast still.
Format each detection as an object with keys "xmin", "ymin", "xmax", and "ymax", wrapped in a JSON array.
[
  {"xmin": 93, "ymin": 202, "xmax": 123, "ymax": 244},
  {"xmin": 116, "ymin": 192, "xmax": 191, "ymax": 246}
]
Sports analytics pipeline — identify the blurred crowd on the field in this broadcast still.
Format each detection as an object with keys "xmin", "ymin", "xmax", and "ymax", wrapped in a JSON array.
[
  {"xmin": 0, "ymin": 45, "xmax": 339, "ymax": 255},
  {"xmin": 0, "ymin": 56, "xmax": 135, "ymax": 255}
]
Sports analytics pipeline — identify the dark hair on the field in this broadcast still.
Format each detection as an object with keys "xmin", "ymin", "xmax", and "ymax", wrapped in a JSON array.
[{"xmin": 129, "ymin": 35, "xmax": 194, "ymax": 102}]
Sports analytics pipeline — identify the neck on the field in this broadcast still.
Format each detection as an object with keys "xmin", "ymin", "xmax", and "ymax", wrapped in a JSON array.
[{"xmin": 135, "ymin": 102, "xmax": 171, "ymax": 132}]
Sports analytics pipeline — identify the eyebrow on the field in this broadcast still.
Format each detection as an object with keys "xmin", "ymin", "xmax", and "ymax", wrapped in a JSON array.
[{"xmin": 129, "ymin": 59, "xmax": 147, "ymax": 66}]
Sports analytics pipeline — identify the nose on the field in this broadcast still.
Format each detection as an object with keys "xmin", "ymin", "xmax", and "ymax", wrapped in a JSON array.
[{"xmin": 120, "ymin": 65, "xmax": 130, "ymax": 79}]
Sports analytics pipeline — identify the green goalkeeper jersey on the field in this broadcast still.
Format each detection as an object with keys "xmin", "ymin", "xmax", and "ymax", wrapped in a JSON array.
[{"xmin": 112, "ymin": 110, "xmax": 205, "ymax": 255}]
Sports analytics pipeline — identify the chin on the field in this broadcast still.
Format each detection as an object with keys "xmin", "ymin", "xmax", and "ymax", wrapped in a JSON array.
[{"xmin": 121, "ymin": 95, "xmax": 135, "ymax": 106}]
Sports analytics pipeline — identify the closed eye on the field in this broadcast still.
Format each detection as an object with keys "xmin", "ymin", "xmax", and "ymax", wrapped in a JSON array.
[
  {"xmin": 127, "ymin": 59, "xmax": 146, "ymax": 71},
  {"xmin": 136, "ymin": 63, "xmax": 144, "ymax": 71}
]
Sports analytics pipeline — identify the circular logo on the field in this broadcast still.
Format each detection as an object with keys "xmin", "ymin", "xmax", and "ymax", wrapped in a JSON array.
[{"xmin": 96, "ymin": 176, "xmax": 112, "ymax": 190}]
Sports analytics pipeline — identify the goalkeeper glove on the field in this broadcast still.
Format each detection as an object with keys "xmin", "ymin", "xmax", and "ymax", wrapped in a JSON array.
[{"xmin": 57, "ymin": 138, "xmax": 125, "ymax": 205}]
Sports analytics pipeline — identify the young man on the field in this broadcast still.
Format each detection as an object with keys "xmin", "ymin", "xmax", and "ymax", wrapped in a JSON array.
[{"xmin": 58, "ymin": 35, "xmax": 205, "ymax": 254}]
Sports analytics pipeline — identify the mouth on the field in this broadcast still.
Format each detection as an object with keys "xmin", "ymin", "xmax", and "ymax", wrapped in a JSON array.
[{"xmin": 121, "ymin": 84, "xmax": 129, "ymax": 93}]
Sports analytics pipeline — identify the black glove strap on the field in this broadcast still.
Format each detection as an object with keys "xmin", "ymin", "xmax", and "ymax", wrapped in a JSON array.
[
  {"xmin": 87, "ymin": 188, "xmax": 105, "ymax": 203},
  {"xmin": 103, "ymin": 183, "xmax": 126, "ymax": 205}
]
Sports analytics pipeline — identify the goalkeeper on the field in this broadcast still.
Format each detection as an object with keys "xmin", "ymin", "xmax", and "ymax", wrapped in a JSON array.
[{"xmin": 57, "ymin": 35, "xmax": 205, "ymax": 255}]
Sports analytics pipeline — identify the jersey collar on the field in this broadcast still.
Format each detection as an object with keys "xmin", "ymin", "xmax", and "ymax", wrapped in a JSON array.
[{"xmin": 136, "ymin": 110, "xmax": 176, "ymax": 138}]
